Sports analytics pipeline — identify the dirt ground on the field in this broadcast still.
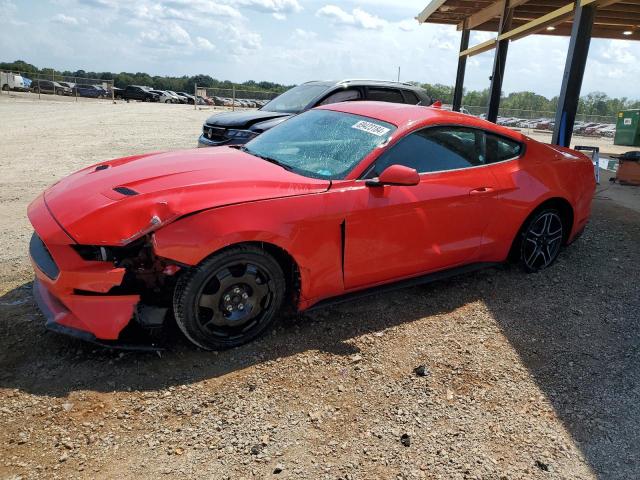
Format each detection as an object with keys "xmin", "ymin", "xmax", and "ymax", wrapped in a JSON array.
[{"xmin": 1, "ymin": 96, "xmax": 639, "ymax": 480}]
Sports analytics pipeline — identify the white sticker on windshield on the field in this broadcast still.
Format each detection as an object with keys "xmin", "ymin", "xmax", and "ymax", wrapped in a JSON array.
[{"xmin": 351, "ymin": 120, "xmax": 390, "ymax": 137}]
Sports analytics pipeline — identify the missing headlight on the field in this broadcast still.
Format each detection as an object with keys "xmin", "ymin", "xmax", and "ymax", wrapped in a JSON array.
[{"xmin": 72, "ymin": 238, "xmax": 147, "ymax": 264}]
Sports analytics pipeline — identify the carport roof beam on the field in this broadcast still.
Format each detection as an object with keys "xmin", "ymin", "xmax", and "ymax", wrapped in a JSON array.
[
  {"xmin": 418, "ymin": 0, "xmax": 632, "ymax": 40},
  {"xmin": 456, "ymin": 0, "xmax": 624, "ymax": 56}
]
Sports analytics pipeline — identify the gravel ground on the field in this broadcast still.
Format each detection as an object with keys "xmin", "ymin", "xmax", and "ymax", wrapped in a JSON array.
[{"xmin": 1, "ymin": 97, "xmax": 639, "ymax": 480}]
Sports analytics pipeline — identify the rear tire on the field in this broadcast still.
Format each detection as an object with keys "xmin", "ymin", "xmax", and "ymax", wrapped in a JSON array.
[
  {"xmin": 518, "ymin": 208, "xmax": 564, "ymax": 273},
  {"xmin": 174, "ymin": 246, "xmax": 285, "ymax": 350}
]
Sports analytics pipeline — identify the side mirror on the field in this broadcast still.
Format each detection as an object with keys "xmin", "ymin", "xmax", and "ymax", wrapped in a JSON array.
[{"xmin": 365, "ymin": 164, "xmax": 420, "ymax": 187}]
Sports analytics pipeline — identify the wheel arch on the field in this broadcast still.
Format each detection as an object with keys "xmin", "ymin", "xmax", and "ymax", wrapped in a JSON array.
[
  {"xmin": 181, "ymin": 240, "xmax": 302, "ymax": 310},
  {"xmin": 508, "ymin": 196, "xmax": 574, "ymax": 261}
]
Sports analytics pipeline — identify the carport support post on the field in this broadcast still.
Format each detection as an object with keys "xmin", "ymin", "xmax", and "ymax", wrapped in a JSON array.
[
  {"xmin": 486, "ymin": 1, "xmax": 513, "ymax": 123},
  {"xmin": 551, "ymin": 1, "xmax": 595, "ymax": 147},
  {"xmin": 452, "ymin": 24, "xmax": 470, "ymax": 112},
  {"xmin": 194, "ymin": 83, "xmax": 197, "ymax": 110}
]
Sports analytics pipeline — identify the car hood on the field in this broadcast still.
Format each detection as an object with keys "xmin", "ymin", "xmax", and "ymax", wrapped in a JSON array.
[
  {"xmin": 204, "ymin": 110, "xmax": 293, "ymax": 129},
  {"xmin": 43, "ymin": 147, "xmax": 330, "ymax": 245}
]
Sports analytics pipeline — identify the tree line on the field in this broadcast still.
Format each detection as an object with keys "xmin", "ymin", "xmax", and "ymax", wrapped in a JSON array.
[
  {"xmin": 2, "ymin": 59, "xmax": 638, "ymax": 116},
  {"xmin": 417, "ymin": 82, "xmax": 640, "ymax": 118},
  {"xmin": 0, "ymin": 60, "xmax": 293, "ymax": 94}
]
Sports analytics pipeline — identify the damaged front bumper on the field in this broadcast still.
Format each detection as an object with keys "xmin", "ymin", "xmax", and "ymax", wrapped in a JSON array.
[{"xmin": 27, "ymin": 194, "xmax": 163, "ymax": 349}]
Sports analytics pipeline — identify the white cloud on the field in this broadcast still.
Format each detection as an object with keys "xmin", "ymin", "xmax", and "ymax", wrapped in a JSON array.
[
  {"xmin": 602, "ymin": 40, "xmax": 637, "ymax": 65},
  {"xmin": 133, "ymin": 1, "xmax": 242, "ymax": 26},
  {"xmin": 139, "ymin": 22, "xmax": 192, "ymax": 49},
  {"xmin": 273, "ymin": 12, "xmax": 286, "ymax": 20},
  {"xmin": 195, "ymin": 36, "xmax": 215, "ymax": 51},
  {"xmin": 52, "ymin": 13, "xmax": 80, "ymax": 25},
  {"xmin": 397, "ymin": 19, "xmax": 418, "ymax": 32},
  {"xmin": 316, "ymin": 5, "xmax": 387, "ymax": 30},
  {"xmin": 0, "ymin": 0, "xmax": 25, "ymax": 26},
  {"xmin": 169, "ymin": 0, "xmax": 241, "ymax": 18},
  {"xmin": 236, "ymin": 0, "xmax": 302, "ymax": 14},
  {"xmin": 77, "ymin": 0, "xmax": 119, "ymax": 8},
  {"xmin": 224, "ymin": 24, "xmax": 262, "ymax": 54},
  {"xmin": 293, "ymin": 28, "xmax": 317, "ymax": 40}
]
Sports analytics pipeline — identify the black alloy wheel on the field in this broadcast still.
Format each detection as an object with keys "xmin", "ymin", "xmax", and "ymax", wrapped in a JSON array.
[
  {"xmin": 520, "ymin": 209, "xmax": 564, "ymax": 272},
  {"xmin": 174, "ymin": 246, "xmax": 285, "ymax": 350}
]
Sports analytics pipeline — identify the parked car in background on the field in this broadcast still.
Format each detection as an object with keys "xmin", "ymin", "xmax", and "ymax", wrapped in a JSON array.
[
  {"xmin": 198, "ymin": 79, "xmax": 433, "ymax": 147},
  {"xmin": 122, "ymin": 85, "xmax": 159, "ymax": 102},
  {"xmin": 164, "ymin": 90, "xmax": 185, "ymax": 103},
  {"xmin": 177, "ymin": 92, "xmax": 196, "ymax": 104},
  {"xmin": 58, "ymin": 81, "xmax": 76, "ymax": 91},
  {"xmin": 598, "ymin": 125, "xmax": 616, "ymax": 137},
  {"xmin": 150, "ymin": 90, "xmax": 176, "ymax": 103},
  {"xmin": 110, "ymin": 87, "xmax": 124, "ymax": 99},
  {"xmin": 197, "ymin": 95, "xmax": 214, "ymax": 106},
  {"xmin": 574, "ymin": 122, "xmax": 599, "ymax": 135},
  {"xmin": 33, "ymin": 80, "xmax": 72, "ymax": 95},
  {"xmin": 28, "ymin": 101, "xmax": 595, "ymax": 350},
  {"xmin": 73, "ymin": 85, "xmax": 108, "ymax": 98}
]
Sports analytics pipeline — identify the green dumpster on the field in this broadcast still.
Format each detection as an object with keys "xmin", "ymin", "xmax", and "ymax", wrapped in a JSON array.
[{"xmin": 614, "ymin": 109, "xmax": 640, "ymax": 146}]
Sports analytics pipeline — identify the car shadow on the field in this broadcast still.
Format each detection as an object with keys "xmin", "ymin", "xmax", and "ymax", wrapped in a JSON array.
[{"xmin": 0, "ymin": 200, "xmax": 638, "ymax": 477}]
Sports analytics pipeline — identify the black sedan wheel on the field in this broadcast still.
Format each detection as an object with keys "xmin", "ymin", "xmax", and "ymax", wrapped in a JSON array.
[
  {"xmin": 519, "ymin": 209, "xmax": 564, "ymax": 272},
  {"xmin": 174, "ymin": 246, "xmax": 285, "ymax": 350}
]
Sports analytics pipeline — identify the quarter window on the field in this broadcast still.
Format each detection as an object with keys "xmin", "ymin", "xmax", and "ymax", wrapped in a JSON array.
[
  {"xmin": 367, "ymin": 87, "xmax": 404, "ymax": 103},
  {"xmin": 402, "ymin": 90, "xmax": 420, "ymax": 105},
  {"xmin": 485, "ymin": 133, "xmax": 522, "ymax": 163},
  {"xmin": 318, "ymin": 89, "xmax": 362, "ymax": 106}
]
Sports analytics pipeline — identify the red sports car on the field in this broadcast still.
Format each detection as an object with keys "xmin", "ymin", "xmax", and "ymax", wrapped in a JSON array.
[{"xmin": 28, "ymin": 102, "xmax": 595, "ymax": 350}]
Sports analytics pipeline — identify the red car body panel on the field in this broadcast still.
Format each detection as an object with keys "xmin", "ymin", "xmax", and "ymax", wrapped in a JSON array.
[
  {"xmin": 44, "ymin": 148, "xmax": 329, "ymax": 246},
  {"xmin": 28, "ymin": 194, "xmax": 139, "ymax": 340},
  {"xmin": 28, "ymin": 102, "xmax": 596, "ymax": 342}
]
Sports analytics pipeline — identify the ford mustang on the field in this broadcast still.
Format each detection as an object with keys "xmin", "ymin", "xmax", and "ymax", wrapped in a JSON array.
[{"xmin": 28, "ymin": 102, "xmax": 595, "ymax": 350}]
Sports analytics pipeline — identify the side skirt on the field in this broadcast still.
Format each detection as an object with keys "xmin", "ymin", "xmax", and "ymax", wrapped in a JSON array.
[{"xmin": 305, "ymin": 262, "xmax": 500, "ymax": 312}]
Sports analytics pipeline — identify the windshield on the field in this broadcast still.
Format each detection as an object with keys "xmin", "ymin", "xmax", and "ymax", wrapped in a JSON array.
[
  {"xmin": 262, "ymin": 84, "xmax": 331, "ymax": 114},
  {"xmin": 243, "ymin": 110, "xmax": 396, "ymax": 180}
]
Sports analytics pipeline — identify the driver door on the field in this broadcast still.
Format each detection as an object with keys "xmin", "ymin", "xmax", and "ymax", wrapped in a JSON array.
[{"xmin": 342, "ymin": 126, "xmax": 499, "ymax": 289}]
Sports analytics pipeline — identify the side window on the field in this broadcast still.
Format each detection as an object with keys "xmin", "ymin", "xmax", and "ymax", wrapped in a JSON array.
[
  {"xmin": 366, "ymin": 127, "xmax": 485, "ymax": 178},
  {"xmin": 485, "ymin": 133, "xmax": 522, "ymax": 163},
  {"xmin": 318, "ymin": 88, "xmax": 361, "ymax": 106},
  {"xmin": 366, "ymin": 87, "xmax": 404, "ymax": 104},
  {"xmin": 402, "ymin": 90, "xmax": 420, "ymax": 105}
]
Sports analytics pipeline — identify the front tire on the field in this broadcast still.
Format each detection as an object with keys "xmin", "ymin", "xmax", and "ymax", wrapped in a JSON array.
[
  {"xmin": 174, "ymin": 246, "xmax": 285, "ymax": 350},
  {"xmin": 519, "ymin": 208, "xmax": 564, "ymax": 272}
]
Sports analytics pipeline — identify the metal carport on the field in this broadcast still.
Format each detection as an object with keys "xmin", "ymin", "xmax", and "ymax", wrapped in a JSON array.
[{"xmin": 416, "ymin": 0, "xmax": 640, "ymax": 147}]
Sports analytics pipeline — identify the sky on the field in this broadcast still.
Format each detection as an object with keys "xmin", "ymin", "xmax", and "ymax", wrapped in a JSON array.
[{"xmin": 1, "ymin": 0, "xmax": 639, "ymax": 100}]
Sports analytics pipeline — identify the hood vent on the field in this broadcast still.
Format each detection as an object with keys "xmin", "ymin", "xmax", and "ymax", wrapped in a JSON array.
[
  {"xmin": 95, "ymin": 165, "xmax": 109, "ymax": 171},
  {"xmin": 113, "ymin": 186, "xmax": 139, "ymax": 196}
]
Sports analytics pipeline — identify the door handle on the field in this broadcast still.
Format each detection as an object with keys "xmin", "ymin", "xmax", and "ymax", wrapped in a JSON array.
[{"xmin": 469, "ymin": 187, "xmax": 494, "ymax": 195}]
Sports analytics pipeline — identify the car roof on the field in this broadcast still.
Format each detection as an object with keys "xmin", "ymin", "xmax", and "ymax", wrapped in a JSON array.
[
  {"xmin": 317, "ymin": 101, "xmax": 526, "ymax": 141},
  {"xmin": 302, "ymin": 79, "xmax": 428, "ymax": 93}
]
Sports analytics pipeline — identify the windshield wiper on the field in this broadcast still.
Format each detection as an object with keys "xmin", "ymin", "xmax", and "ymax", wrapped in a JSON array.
[{"xmin": 240, "ymin": 146, "xmax": 293, "ymax": 171}]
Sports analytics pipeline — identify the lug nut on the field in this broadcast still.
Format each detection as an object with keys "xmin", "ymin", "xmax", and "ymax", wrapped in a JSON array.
[
  {"xmin": 238, "ymin": 304, "xmax": 244, "ymax": 310},
  {"xmin": 226, "ymin": 305, "xmax": 233, "ymax": 312},
  {"xmin": 242, "ymin": 293, "xmax": 248, "ymax": 299},
  {"xmin": 224, "ymin": 295, "xmax": 231, "ymax": 302}
]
